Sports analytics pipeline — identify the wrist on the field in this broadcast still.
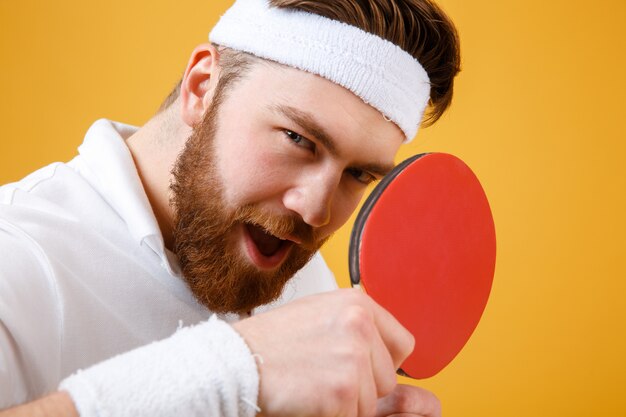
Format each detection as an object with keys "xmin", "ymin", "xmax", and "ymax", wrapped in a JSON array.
[{"xmin": 59, "ymin": 315, "xmax": 259, "ymax": 417}]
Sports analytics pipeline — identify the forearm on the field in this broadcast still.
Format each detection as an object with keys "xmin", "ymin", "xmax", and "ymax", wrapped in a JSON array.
[{"xmin": 0, "ymin": 392, "xmax": 78, "ymax": 417}]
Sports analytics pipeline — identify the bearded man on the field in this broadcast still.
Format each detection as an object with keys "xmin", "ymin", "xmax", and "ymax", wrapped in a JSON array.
[{"xmin": 0, "ymin": 0, "xmax": 460, "ymax": 416}]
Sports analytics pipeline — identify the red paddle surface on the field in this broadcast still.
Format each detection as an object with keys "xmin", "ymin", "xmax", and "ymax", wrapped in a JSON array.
[{"xmin": 358, "ymin": 153, "xmax": 496, "ymax": 379}]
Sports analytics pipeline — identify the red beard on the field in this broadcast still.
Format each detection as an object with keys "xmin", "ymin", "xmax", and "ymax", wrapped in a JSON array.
[{"xmin": 170, "ymin": 89, "xmax": 326, "ymax": 314}]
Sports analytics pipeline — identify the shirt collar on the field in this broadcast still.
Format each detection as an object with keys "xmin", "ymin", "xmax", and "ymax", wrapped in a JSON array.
[{"xmin": 77, "ymin": 118, "xmax": 181, "ymax": 276}]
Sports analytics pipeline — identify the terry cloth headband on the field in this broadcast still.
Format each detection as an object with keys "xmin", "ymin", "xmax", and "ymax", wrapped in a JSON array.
[{"xmin": 209, "ymin": 0, "xmax": 431, "ymax": 142}]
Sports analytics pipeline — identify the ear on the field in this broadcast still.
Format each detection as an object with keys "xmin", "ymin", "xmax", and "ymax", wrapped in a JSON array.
[{"xmin": 180, "ymin": 43, "xmax": 221, "ymax": 127}]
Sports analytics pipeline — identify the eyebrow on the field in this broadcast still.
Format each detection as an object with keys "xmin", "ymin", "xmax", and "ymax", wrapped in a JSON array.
[{"xmin": 270, "ymin": 104, "xmax": 396, "ymax": 178}]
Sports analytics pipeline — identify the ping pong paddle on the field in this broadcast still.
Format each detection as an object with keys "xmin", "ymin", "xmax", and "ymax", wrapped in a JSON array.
[{"xmin": 349, "ymin": 152, "xmax": 496, "ymax": 379}]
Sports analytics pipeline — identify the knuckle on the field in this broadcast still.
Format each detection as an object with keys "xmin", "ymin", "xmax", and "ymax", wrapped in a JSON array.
[
  {"xmin": 329, "ymin": 375, "xmax": 358, "ymax": 404},
  {"xmin": 396, "ymin": 385, "xmax": 418, "ymax": 410},
  {"xmin": 392, "ymin": 386, "xmax": 417, "ymax": 412},
  {"xmin": 338, "ymin": 305, "xmax": 374, "ymax": 340}
]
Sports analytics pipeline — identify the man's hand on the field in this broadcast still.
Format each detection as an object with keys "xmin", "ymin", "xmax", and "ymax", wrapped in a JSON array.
[
  {"xmin": 375, "ymin": 384, "xmax": 441, "ymax": 417},
  {"xmin": 234, "ymin": 288, "xmax": 441, "ymax": 417}
]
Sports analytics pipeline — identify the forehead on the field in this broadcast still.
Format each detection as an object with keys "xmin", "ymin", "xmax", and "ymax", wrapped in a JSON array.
[{"xmin": 220, "ymin": 60, "xmax": 405, "ymax": 163}]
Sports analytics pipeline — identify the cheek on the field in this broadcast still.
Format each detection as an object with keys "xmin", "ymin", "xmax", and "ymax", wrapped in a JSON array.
[
  {"xmin": 322, "ymin": 190, "xmax": 364, "ymax": 238},
  {"xmin": 218, "ymin": 146, "xmax": 290, "ymax": 205}
]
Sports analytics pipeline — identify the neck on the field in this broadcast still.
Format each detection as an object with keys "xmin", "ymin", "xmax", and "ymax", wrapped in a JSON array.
[{"xmin": 126, "ymin": 104, "xmax": 190, "ymax": 249}]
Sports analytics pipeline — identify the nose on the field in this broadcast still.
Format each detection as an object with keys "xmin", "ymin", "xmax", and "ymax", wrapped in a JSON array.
[{"xmin": 282, "ymin": 169, "xmax": 339, "ymax": 228}]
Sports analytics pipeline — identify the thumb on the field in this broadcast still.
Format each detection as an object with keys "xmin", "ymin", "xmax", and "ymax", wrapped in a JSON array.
[{"xmin": 375, "ymin": 385, "xmax": 441, "ymax": 417}]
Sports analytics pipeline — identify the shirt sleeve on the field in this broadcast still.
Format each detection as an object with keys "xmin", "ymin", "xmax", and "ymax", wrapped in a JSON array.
[{"xmin": 0, "ymin": 220, "xmax": 63, "ymax": 409}]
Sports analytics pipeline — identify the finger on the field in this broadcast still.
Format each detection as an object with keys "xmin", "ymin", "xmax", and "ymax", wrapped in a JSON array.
[
  {"xmin": 375, "ymin": 385, "xmax": 442, "ymax": 417},
  {"xmin": 368, "ymin": 322, "xmax": 398, "ymax": 398},
  {"xmin": 385, "ymin": 414, "xmax": 427, "ymax": 417},
  {"xmin": 361, "ymin": 292, "xmax": 415, "ymax": 369},
  {"xmin": 385, "ymin": 415, "xmax": 428, "ymax": 417},
  {"xmin": 357, "ymin": 352, "xmax": 378, "ymax": 417}
]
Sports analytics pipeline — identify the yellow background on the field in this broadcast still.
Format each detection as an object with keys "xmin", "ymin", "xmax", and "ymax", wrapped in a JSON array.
[{"xmin": 1, "ymin": 0, "xmax": 625, "ymax": 415}]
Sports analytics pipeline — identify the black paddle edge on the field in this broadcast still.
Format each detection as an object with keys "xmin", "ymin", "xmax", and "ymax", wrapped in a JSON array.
[{"xmin": 348, "ymin": 153, "xmax": 429, "ymax": 286}]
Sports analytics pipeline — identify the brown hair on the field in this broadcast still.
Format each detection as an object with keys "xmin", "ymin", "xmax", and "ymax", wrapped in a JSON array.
[{"xmin": 160, "ymin": 0, "xmax": 460, "ymax": 127}]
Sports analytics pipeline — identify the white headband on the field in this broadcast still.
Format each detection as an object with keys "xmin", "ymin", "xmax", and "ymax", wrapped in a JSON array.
[{"xmin": 209, "ymin": 0, "xmax": 431, "ymax": 142}]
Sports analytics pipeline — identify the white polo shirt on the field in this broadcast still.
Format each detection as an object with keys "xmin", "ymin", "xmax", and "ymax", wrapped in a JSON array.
[{"xmin": 0, "ymin": 119, "xmax": 337, "ymax": 408}]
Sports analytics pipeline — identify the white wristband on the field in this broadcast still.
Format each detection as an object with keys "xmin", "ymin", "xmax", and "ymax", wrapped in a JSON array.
[{"xmin": 59, "ymin": 315, "xmax": 260, "ymax": 417}]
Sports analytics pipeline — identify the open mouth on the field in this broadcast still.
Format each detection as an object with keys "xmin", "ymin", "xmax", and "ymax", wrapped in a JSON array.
[{"xmin": 243, "ymin": 223, "xmax": 293, "ymax": 269}]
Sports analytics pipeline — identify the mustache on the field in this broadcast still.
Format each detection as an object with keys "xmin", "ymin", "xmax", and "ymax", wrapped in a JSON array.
[{"xmin": 234, "ymin": 204, "xmax": 321, "ymax": 250}]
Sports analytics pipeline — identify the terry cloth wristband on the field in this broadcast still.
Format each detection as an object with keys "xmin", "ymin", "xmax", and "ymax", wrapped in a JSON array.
[
  {"xmin": 210, "ymin": 0, "xmax": 431, "ymax": 142},
  {"xmin": 59, "ymin": 315, "xmax": 260, "ymax": 417}
]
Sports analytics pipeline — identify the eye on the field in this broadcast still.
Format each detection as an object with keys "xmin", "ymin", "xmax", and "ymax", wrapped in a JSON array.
[
  {"xmin": 284, "ymin": 130, "xmax": 315, "ymax": 152},
  {"xmin": 346, "ymin": 168, "xmax": 377, "ymax": 185}
]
